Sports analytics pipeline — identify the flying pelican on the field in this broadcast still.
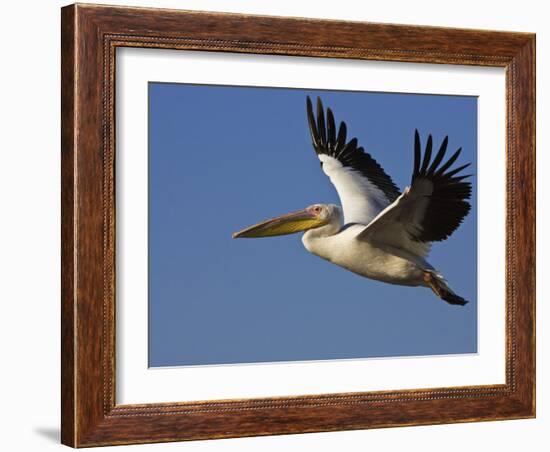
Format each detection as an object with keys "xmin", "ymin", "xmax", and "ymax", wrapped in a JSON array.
[{"xmin": 233, "ymin": 97, "xmax": 472, "ymax": 305}]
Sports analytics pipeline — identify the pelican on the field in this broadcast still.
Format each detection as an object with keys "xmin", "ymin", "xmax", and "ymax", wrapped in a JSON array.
[{"xmin": 233, "ymin": 97, "xmax": 472, "ymax": 305}]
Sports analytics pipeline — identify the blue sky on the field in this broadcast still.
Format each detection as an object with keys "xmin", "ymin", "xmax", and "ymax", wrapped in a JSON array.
[{"xmin": 148, "ymin": 82, "xmax": 478, "ymax": 367}]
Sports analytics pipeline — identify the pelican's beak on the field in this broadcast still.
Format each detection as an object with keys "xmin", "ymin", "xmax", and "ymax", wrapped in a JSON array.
[{"xmin": 232, "ymin": 208, "xmax": 326, "ymax": 238}]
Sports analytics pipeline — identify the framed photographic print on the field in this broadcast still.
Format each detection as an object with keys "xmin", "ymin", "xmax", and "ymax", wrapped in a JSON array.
[{"xmin": 61, "ymin": 3, "xmax": 535, "ymax": 447}]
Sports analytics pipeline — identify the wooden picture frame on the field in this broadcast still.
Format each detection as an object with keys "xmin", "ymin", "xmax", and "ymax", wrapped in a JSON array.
[{"xmin": 61, "ymin": 3, "xmax": 535, "ymax": 447}]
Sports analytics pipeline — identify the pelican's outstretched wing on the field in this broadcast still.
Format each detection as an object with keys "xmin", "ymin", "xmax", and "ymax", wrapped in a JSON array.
[
  {"xmin": 358, "ymin": 130, "xmax": 472, "ymax": 257},
  {"xmin": 306, "ymin": 97, "xmax": 400, "ymax": 225}
]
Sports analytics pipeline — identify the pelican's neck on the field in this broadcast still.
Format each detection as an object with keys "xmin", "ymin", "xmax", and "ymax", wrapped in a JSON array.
[
  {"xmin": 301, "ymin": 206, "xmax": 343, "ymax": 253},
  {"xmin": 302, "ymin": 222, "xmax": 340, "ymax": 240},
  {"xmin": 301, "ymin": 222, "xmax": 340, "ymax": 259}
]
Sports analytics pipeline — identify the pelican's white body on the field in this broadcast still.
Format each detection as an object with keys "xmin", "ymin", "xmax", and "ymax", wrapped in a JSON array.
[
  {"xmin": 302, "ymin": 224, "xmax": 430, "ymax": 287},
  {"xmin": 298, "ymin": 153, "xmax": 444, "ymax": 288}
]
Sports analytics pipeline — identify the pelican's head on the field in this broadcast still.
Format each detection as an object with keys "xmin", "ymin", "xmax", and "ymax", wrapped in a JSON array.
[{"xmin": 232, "ymin": 204, "xmax": 341, "ymax": 239}]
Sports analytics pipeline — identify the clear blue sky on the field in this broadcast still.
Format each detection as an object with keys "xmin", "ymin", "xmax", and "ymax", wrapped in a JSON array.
[{"xmin": 148, "ymin": 82, "xmax": 478, "ymax": 367}]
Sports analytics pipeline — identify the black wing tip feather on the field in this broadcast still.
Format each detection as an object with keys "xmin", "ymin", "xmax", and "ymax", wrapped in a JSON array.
[
  {"xmin": 307, "ymin": 96, "xmax": 344, "ymax": 156},
  {"xmin": 412, "ymin": 130, "xmax": 473, "ymax": 243},
  {"xmin": 305, "ymin": 96, "xmax": 401, "ymax": 202},
  {"xmin": 413, "ymin": 130, "xmax": 473, "ymax": 182}
]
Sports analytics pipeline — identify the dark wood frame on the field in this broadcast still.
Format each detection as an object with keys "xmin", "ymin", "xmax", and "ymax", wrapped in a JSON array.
[{"xmin": 61, "ymin": 3, "xmax": 536, "ymax": 447}]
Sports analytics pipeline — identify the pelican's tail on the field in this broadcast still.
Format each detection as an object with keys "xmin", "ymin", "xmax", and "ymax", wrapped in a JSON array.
[{"xmin": 423, "ymin": 270, "xmax": 468, "ymax": 306}]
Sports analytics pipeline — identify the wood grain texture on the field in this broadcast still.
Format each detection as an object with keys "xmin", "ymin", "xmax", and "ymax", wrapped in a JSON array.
[
  {"xmin": 60, "ymin": 3, "xmax": 536, "ymax": 447},
  {"xmin": 60, "ymin": 5, "xmax": 76, "ymax": 446}
]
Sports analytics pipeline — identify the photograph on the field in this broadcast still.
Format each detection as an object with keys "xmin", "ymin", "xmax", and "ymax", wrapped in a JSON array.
[{"xmin": 148, "ymin": 83, "xmax": 477, "ymax": 367}]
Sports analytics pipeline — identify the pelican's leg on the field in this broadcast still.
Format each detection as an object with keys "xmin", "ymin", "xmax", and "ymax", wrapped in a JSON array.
[{"xmin": 423, "ymin": 271, "xmax": 468, "ymax": 306}]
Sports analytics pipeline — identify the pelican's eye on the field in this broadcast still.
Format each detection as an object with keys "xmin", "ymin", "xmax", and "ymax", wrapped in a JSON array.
[{"xmin": 312, "ymin": 206, "xmax": 322, "ymax": 215}]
